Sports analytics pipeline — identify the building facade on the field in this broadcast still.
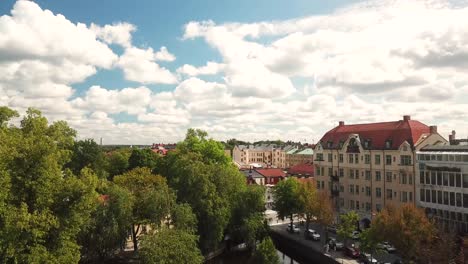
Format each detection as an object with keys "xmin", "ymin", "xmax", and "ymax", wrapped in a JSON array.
[
  {"xmin": 313, "ymin": 115, "xmax": 446, "ymax": 223},
  {"xmin": 416, "ymin": 145, "xmax": 468, "ymax": 234},
  {"xmin": 286, "ymin": 148, "xmax": 314, "ymax": 168},
  {"xmin": 233, "ymin": 144, "xmax": 295, "ymax": 168}
]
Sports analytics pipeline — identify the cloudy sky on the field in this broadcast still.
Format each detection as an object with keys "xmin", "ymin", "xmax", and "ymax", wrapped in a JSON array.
[{"xmin": 0, "ymin": 0, "xmax": 467, "ymax": 144}]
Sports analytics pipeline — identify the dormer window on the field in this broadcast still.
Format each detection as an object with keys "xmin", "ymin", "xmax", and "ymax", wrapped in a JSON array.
[
  {"xmin": 327, "ymin": 141, "xmax": 333, "ymax": 148},
  {"xmin": 339, "ymin": 141, "xmax": 344, "ymax": 149},
  {"xmin": 385, "ymin": 140, "xmax": 392, "ymax": 149},
  {"xmin": 364, "ymin": 140, "xmax": 371, "ymax": 148}
]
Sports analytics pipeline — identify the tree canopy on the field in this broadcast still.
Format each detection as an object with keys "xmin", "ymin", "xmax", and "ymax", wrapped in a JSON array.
[{"xmin": 272, "ymin": 177, "xmax": 301, "ymax": 225}]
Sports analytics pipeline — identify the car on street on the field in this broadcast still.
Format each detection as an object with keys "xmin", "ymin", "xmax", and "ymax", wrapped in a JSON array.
[
  {"xmin": 327, "ymin": 238, "xmax": 344, "ymax": 250},
  {"xmin": 351, "ymin": 230, "xmax": 361, "ymax": 240},
  {"xmin": 382, "ymin": 241, "xmax": 396, "ymax": 253},
  {"xmin": 286, "ymin": 223, "xmax": 300, "ymax": 234},
  {"xmin": 359, "ymin": 253, "xmax": 378, "ymax": 264},
  {"xmin": 345, "ymin": 245, "xmax": 360, "ymax": 258},
  {"xmin": 306, "ymin": 229, "xmax": 321, "ymax": 241}
]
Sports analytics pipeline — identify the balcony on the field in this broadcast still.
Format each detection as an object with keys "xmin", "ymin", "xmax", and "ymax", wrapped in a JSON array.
[
  {"xmin": 331, "ymin": 175, "xmax": 339, "ymax": 182},
  {"xmin": 346, "ymin": 146, "xmax": 360, "ymax": 153}
]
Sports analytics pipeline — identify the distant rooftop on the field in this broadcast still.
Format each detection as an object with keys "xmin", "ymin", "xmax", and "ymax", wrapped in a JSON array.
[{"xmin": 420, "ymin": 145, "xmax": 468, "ymax": 152}]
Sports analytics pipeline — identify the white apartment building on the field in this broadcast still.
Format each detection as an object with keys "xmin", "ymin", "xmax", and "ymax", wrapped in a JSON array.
[{"xmin": 417, "ymin": 144, "xmax": 468, "ymax": 234}]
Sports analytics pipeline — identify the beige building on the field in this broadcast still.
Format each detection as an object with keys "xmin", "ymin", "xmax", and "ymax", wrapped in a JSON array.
[
  {"xmin": 233, "ymin": 144, "xmax": 294, "ymax": 168},
  {"xmin": 286, "ymin": 148, "xmax": 314, "ymax": 168},
  {"xmin": 313, "ymin": 115, "xmax": 446, "ymax": 224}
]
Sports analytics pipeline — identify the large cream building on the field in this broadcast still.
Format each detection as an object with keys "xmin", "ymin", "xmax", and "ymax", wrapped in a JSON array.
[
  {"xmin": 313, "ymin": 115, "xmax": 446, "ymax": 224},
  {"xmin": 233, "ymin": 144, "xmax": 296, "ymax": 168}
]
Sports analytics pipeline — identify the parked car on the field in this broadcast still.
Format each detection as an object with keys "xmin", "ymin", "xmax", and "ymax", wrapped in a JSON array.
[
  {"xmin": 351, "ymin": 230, "xmax": 361, "ymax": 240},
  {"xmin": 306, "ymin": 229, "xmax": 321, "ymax": 241},
  {"xmin": 327, "ymin": 238, "xmax": 344, "ymax": 250},
  {"xmin": 359, "ymin": 253, "xmax": 378, "ymax": 264},
  {"xmin": 345, "ymin": 246, "xmax": 360, "ymax": 258},
  {"xmin": 286, "ymin": 223, "xmax": 300, "ymax": 234},
  {"xmin": 382, "ymin": 241, "xmax": 396, "ymax": 253}
]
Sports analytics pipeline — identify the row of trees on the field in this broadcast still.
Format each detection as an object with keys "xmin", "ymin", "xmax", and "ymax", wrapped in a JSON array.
[{"xmin": 0, "ymin": 107, "xmax": 275, "ymax": 263}]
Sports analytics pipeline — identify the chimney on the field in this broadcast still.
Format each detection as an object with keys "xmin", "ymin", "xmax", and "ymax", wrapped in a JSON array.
[
  {"xmin": 449, "ymin": 130, "xmax": 456, "ymax": 142},
  {"xmin": 403, "ymin": 115, "xmax": 411, "ymax": 121},
  {"xmin": 429, "ymin": 125, "xmax": 438, "ymax": 134},
  {"xmin": 339, "ymin": 121, "xmax": 345, "ymax": 126}
]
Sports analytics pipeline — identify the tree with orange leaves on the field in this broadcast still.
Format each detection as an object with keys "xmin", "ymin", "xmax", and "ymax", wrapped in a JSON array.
[{"xmin": 371, "ymin": 204, "xmax": 435, "ymax": 262}]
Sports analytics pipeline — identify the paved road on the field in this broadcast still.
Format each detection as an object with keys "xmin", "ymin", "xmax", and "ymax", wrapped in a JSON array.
[{"xmin": 271, "ymin": 222, "xmax": 402, "ymax": 264}]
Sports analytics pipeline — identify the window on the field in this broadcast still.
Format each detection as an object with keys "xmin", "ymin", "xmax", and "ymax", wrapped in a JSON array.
[
  {"xmin": 316, "ymin": 166, "xmax": 321, "ymax": 176},
  {"xmin": 339, "ymin": 168, "xmax": 344, "ymax": 177},
  {"xmin": 386, "ymin": 189, "xmax": 393, "ymax": 199},
  {"xmin": 375, "ymin": 155, "xmax": 381, "ymax": 165},
  {"xmin": 450, "ymin": 192, "xmax": 455, "ymax": 206},
  {"xmin": 355, "ymin": 170, "xmax": 359, "ymax": 179},
  {"xmin": 365, "ymin": 154, "xmax": 370, "ymax": 164},
  {"xmin": 350, "ymin": 200, "xmax": 355, "ymax": 210},
  {"xmin": 328, "ymin": 168, "xmax": 333, "ymax": 176},
  {"xmin": 456, "ymin": 173, "xmax": 461, "ymax": 187},
  {"xmin": 449, "ymin": 173, "xmax": 455, "ymax": 187},
  {"xmin": 385, "ymin": 155, "xmax": 392, "ymax": 165},
  {"xmin": 376, "ymin": 204, "xmax": 382, "ymax": 212},
  {"xmin": 366, "ymin": 186, "xmax": 371, "ymax": 196},
  {"xmin": 316, "ymin": 153, "xmax": 324, "ymax": 161},
  {"xmin": 376, "ymin": 187, "xmax": 382, "ymax": 198},
  {"xmin": 443, "ymin": 172, "xmax": 449, "ymax": 186},
  {"xmin": 356, "ymin": 185, "xmax": 360, "ymax": 194},
  {"xmin": 328, "ymin": 153, "xmax": 333, "ymax": 162},
  {"xmin": 409, "ymin": 174, "xmax": 413, "ymax": 184},
  {"xmin": 420, "ymin": 188, "xmax": 425, "ymax": 202},
  {"xmin": 437, "ymin": 172, "xmax": 442, "ymax": 186},
  {"xmin": 350, "ymin": 169, "xmax": 355, "ymax": 179},
  {"xmin": 464, "ymin": 194, "xmax": 468, "ymax": 208},
  {"xmin": 386, "ymin": 172, "xmax": 392, "ymax": 182},
  {"xmin": 349, "ymin": 154, "xmax": 354, "ymax": 163},
  {"xmin": 321, "ymin": 167, "xmax": 324, "ymax": 176},
  {"xmin": 340, "ymin": 185, "xmax": 344, "ymax": 192},
  {"xmin": 438, "ymin": 190, "xmax": 442, "ymax": 204},
  {"xmin": 366, "ymin": 202, "xmax": 371, "ymax": 211},
  {"xmin": 464, "ymin": 174, "xmax": 468, "ymax": 188},
  {"xmin": 420, "ymin": 172, "xmax": 424, "ymax": 184},
  {"xmin": 349, "ymin": 184, "xmax": 354, "ymax": 194},
  {"xmin": 426, "ymin": 172, "xmax": 431, "ymax": 185},
  {"xmin": 402, "ymin": 191, "xmax": 408, "ymax": 202},
  {"xmin": 409, "ymin": 192, "xmax": 412, "ymax": 202},
  {"xmin": 365, "ymin": 170, "xmax": 371, "ymax": 181},
  {"xmin": 431, "ymin": 190, "xmax": 436, "ymax": 204},
  {"xmin": 321, "ymin": 181, "xmax": 325, "ymax": 189},
  {"xmin": 355, "ymin": 154, "xmax": 359, "ymax": 164},
  {"xmin": 339, "ymin": 154, "xmax": 343, "ymax": 163},
  {"xmin": 426, "ymin": 189, "xmax": 431, "ymax": 203},
  {"xmin": 317, "ymin": 181, "xmax": 321, "ymax": 189},
  {"xmin": 456, "ymin": 193, "xmax": 462, "ymax": 207},
  {"xmin": 356, "ymin": 201, "xmax": 360, "ymax": 210},
  {"xmin": 401, "ymin": 173, "xmax": 407, "ymax": 184},
  {"xmin": 385, "ymin": 140, "xmax": 392, "ymax": 149},
  {"xmin": 400, "ymin": 155, "xmax": 412, "ymax": 165},
  {"xmin": 340, "ymin": 198, "xmax": 344, "ymax": 207},
  {"xmin": 444, "ymin": 191, "xmax": 449, "ymax": 205},
  {"xmin": 375, "ymin": 171, "xmax": 381, "ymax": 181}
]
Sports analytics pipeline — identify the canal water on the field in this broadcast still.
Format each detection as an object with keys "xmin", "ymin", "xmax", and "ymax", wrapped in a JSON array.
[{"xmin": 208, "ymin": 249, "xmax": 304, "ymax": 264}]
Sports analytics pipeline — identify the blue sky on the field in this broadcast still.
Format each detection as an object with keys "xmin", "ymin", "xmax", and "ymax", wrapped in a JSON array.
[{"xmin": 0, "ymin": 0, "xmax": 467, "ymax": 144}]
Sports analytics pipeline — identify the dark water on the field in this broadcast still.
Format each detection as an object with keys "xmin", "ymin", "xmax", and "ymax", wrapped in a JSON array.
[{"xmin": 209, "ymin": 249, "xmax": 302, "ymax": 264}]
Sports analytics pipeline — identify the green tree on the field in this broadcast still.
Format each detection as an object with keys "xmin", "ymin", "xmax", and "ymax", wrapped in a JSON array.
[
  {"xmin": 272, "ymin": 177, "xmax": 301, "ymax": 227},
  {"xmin": 67, "ymin": 139, "xmax": 108, "ymax": 178},
  {"xmin": 0, "ymin": 108, "xmax": 98, "ymax": 263},
  {"xmin": 114, "ymin": 167, "xmax": 176, "ymax": 252},
  {"xmin": 170, "ymin": 203, "xmax": 198, "ymax": 234},
  {"xmin": 372, "ymin": 204, "xmax": 435, "ymax": 262},
  {"xmin": 337, "ymin": 211, "xmax": 359, "ymax": 246},
  {"xmin": 79, "ymin": 182, "xmax": 133, "ymax": 261},
  {"xmin": 140, "ymin": 228, "xmax": 204, "ymax": 264},
  {"xmin": 106, "ymin": 149, "xmax": 130, "ymax": 178},
  {"xmin": 128, "ymin": 148, "xmax": 159, "ymax": 170},
  {"xmin": 253, "ymin": 237, "xmax": 280, "ymax": 264},
  {"xmin": 0, "ymin": 106, "xmax": 18, "ymax": 127},
  {"xmin": 358, "ymin": 227, "xmax": 381, "ymax": 260},
  {"xmin": 154, "ymin": 129, "xmax": 246, "ymax": 253}
]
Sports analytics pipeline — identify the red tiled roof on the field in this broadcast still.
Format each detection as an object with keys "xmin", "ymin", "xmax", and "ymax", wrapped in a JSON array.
[
  {"xmin": 255, "ymin": 168, "xmax": 286, "ymax": 178},
  {"xmin": 319, "ymin": 118, "xmax": 431, "ymax": 150},
  {"xmin": 289, "ymin": 163, "xmax": 314, "ymax": 175}
]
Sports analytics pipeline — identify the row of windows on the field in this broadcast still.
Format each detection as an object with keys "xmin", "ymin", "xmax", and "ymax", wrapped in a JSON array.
[
  {"xmin": 424, "ymin": 207, "xmax": 468, "ymax": 222},
  {"xmin": 418, "ymin": 153, "xmax": 468, "ymax": 162},
  {"xmin": 316, "ymin": 153, "xmax": 412, "ymax": 166},
  {"xmin": 347, "ymin": 199, "xmax": 382, "ymax": 212},
  {"xmin": 420, "ymin": 189, "xmax": 468, "ymax": 208},
  {"xmin": 419, "ymin": 170, "xmax": 468, "ymax": 188},
  {"xmin": 316, "ymin": 167, "xmax": 413, "ymax": 185}
]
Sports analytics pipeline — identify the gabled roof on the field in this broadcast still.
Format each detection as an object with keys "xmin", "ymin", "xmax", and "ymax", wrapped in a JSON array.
[
  {"xmin": 255, "ymin": 168, "xmax": 286, "ymax": 178},
  {"xmin": 297, "ymin": 148, "xmax": 313, "ymax": 155},
  {"xmin": 288, "ymin": 163, "xmax": 314, "ymax": 175},
  {"xmin": 319, "ymin": 117, "xmax": 431, "ymax": 150}
]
